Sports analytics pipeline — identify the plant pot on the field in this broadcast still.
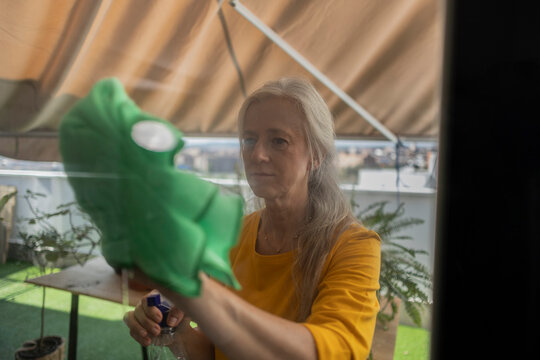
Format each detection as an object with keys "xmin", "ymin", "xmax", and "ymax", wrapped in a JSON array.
[
  {"xmin": 15, "ymin": 336, "xmax": 65, "ymax": 360},
  {"xmin": 370, "ymin": 298, "xmax": 401, "ymax": 360}
]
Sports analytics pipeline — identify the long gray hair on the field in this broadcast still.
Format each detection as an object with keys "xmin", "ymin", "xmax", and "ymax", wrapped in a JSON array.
[{"xmin": 238, "ymin": 77, "xmax": 356, "ymax": 321}]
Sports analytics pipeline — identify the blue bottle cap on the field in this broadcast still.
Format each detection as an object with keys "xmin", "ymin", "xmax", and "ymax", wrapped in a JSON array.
[
  {"xmin": 146, "ymin": 293, "xmax": 161, "ymax": 307},
  {"xmin": 146, "ymin": 294, "xmax": 170, "ymax": 327}
]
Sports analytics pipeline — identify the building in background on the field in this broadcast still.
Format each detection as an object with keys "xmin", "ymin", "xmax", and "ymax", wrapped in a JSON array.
[{"xmin": 172, "ymin": 138, "xmax": 438, "ymax": 190}]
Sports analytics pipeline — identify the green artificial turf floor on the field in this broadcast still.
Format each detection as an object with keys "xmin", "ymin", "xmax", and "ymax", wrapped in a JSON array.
[
  {"xmin": 0, "ymin": 260, "xmax": 430, "ymax": 359},
  {"xmin": 394, "ymin": 325, "xmax": 430, "ymax": 360},
  {"xmin": 0, "ymin": 260, "xmax": 141, "ymax": 360}
]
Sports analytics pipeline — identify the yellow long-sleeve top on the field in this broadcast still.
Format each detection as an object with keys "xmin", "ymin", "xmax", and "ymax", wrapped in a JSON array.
[{"xmin": 215, "ymin": 211, "xmax": 381, "ymax": 359}]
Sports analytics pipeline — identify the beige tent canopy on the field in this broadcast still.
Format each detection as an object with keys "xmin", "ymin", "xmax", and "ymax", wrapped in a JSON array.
[{"xmin": 0, "ymin": 0, "xmax": 442, "ymax": 161}]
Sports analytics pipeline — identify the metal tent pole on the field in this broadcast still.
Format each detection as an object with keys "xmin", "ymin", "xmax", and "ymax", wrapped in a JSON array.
[{"xmin": 228, "ymin": 0, "xmax": 399, "ymax": 145}]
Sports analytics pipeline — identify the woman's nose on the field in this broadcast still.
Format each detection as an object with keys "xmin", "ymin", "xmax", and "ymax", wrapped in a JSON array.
[{"xmin": 250, "ymin": 140, "xmax": 270, "ymax": 162}]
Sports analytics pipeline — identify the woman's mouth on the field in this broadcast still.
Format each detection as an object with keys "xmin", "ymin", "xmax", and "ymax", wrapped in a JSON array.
[{"xmin": 250, "ymin": 172, "xmax": 274, "ymax": 178}]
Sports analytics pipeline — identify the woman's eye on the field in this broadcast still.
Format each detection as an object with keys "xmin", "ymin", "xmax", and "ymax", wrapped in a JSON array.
[
  {"xmin": 242, "ymin": 138, "xmax": 256, "ymax": 149},
  {"xmin": 272, "ymin": 138, "xmax": 288, "ymax": 149}
]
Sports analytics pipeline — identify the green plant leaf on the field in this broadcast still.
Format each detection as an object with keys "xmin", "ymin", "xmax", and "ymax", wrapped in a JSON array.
[
  {"xmin": 355, "ymin": 200, "xmax": 432, "ymax": 328},
  {"xmin": 0, "ymin": 190, "xmax": 17, "ymax": 211},
  {"xmin": 403, "ymin": 300, "xmax": 422, "ymax": 327},
  {"xmin": 56, "ymin": 201, "xmax": 77, "ymax": 209}
]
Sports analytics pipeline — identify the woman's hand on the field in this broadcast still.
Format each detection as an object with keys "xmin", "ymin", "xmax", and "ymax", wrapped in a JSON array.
[{"xmin": 123, "ymin": 290, "xmax": 184, "ymax": 347}]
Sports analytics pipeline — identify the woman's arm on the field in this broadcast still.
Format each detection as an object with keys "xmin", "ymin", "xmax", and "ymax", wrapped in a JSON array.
[
  {"xmin": 150, "ymin": 272, "xmax": 318, "ymax": 360},
  {"xmin": 170, "ymin": 319, "xmax": 214, "ymax": 360}
]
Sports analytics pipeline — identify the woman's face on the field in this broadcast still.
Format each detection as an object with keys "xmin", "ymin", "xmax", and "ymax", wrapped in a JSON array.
[{"xmin": 241, "ymin": 96, "xmax": 311, "ymax": 204}]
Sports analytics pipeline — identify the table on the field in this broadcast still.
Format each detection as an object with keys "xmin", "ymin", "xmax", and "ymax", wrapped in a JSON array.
[{"xmin": 26, "ymin": 256, "xmax": 150, "ymax": 360}]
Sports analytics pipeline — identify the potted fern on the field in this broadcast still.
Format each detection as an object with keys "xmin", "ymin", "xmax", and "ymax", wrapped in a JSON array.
[
  {"xmin": 15, "ymin": 190, "xmax": 101, "ymax": 360},
  {"xmin": 352, "ymin": 200, "xmax": 432, "ymax": 359},
  {"xmin": 355, "ymin": 201, "xmax": 432, "ymax": 329}
]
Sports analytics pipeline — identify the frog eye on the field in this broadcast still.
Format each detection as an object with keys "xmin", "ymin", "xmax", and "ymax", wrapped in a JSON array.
[{"xmin": 131, "ymin": 120, "xmax": 178, "ymax": 152}]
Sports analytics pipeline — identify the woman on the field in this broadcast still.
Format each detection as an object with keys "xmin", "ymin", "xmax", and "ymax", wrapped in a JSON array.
[{"xmin": 124, "ymin": 78, "xmax": 381, "ymax": 359}]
